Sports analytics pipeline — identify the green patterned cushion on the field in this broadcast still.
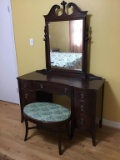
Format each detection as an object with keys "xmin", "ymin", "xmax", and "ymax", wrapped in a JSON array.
[{"xmin": 23, "ymin": 102, "xmax": 71, "ymax": 122}]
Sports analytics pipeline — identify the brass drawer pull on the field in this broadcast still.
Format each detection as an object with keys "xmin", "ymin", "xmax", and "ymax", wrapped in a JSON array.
[
  {"xmin": 64, "ymin": 88, "xmax": 68, "ymax": 93},
  {"xmin": 25, "ymin": 94, "xmax": 28, "ymax": 99},
  {"xmin": 80, "ymin": 93, "xmax": 84, "ymax": 99},
  {"xmin": 80, "ymin": 104, "xmax": 84, "ymax": 111},
  {"xmin": 40, "ymin": 84, "xmax": 43, "ymax": 89}
]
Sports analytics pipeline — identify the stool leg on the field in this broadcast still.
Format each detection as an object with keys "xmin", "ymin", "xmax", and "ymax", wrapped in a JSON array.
[
  {"xmin": 58, "ymin": 127, "xmax": 62, "ymax": 155},
  {"xmin": 66, "ymin": 122, "xmax": 71, "ymax": 139},
  {"xmin": 24, "ymin": 119, "xmax": 28, "ymax": 141}
]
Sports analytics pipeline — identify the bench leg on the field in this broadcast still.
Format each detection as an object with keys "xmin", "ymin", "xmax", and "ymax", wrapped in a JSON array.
[
  {"xmin": 66, "ymin": 122, "xmax": 71, "ymax": 140},
  {"xmin": 24, "ymin": 119, "xmax": 28, "ymax": 141}
]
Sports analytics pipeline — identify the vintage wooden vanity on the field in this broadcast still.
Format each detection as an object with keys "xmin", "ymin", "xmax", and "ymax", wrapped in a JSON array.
[{"xmin": 17, "ymin": 1, "xmax": 104, "ymax": 146}]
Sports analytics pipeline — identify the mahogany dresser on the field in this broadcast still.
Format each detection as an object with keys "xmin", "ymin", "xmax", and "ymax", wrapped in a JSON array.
[{"xmin": 17, "ymin": 71, "xmax": 104, "ymax": 146}]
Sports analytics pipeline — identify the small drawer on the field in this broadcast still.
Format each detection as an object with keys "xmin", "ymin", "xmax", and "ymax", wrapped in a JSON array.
[
  {"xmin": 34, "ymin": 82, "xmax": 72, "ymax": 96},
  {"xmin": 74, "ymin": 100, "xmax": 92, "ymax": 114},
  {"xmin": 76, "ymin": 115, "xmax": 91, "ymax": 129},
  {"xmin": 19, "ymin": 80, "xmax": 33, "ymax": 90},
  {"xmin": 74, "ymin": 89, "xmax": 93, "ymax": 102},
  {"xmin": 21, "ymin": 90, "xmax": 36, "ymax": 105}
]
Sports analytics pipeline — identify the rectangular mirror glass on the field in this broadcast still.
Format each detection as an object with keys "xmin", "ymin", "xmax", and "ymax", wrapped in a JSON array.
[{"xmin": 49, "ymin": 20, "xmax": 83, "ymax": 71}]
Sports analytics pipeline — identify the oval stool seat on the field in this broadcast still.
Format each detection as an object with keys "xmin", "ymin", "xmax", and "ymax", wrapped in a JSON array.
[
  {"xmin": 23, "ymin": 102, "xmax": 71, "ymax": 123},
  {"xmin": 23, "ymin": 102, "xmax": 71, "ymax": 155}
]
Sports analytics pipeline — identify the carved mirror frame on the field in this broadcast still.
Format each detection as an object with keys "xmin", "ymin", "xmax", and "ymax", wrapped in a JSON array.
[{"xmin": 43, "ymin": 1, "xmax": 89, "ymax": 77}]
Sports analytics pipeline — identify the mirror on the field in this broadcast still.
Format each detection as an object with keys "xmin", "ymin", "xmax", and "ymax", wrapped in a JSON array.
[
  {"xmin": 49, "ymin": 20, "xmax": 83, "ymax": 70},
  {"xmin": 43, "ymin": 1, "xmax": 89, "ymax": 76}
]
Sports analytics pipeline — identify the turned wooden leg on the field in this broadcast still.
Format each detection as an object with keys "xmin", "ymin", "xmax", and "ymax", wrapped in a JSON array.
[
  {"xmin": 66, "ymin": 122, "xmax": 71, "ymax": 140},
  {"xmin": 24, "ymin": 119, "xmax": 28, "ymax": 141}
]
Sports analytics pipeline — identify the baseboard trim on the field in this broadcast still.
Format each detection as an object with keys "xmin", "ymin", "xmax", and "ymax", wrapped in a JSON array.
[{"xmin": 103, "ymin": 119, "xmax": 120, "ymax": 129}]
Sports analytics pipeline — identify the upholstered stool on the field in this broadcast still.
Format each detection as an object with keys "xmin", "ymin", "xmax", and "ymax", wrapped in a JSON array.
[{"xmin": 23, "ymin": 102, "xmax": 71, "ymax": 155}]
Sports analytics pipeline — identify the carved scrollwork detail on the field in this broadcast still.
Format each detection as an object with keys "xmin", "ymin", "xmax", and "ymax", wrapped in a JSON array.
[
  {"xmin": 85, "ymin": 25, "xmax": 91, "ymax": 41},
  {"xmin": 44, "ymin": 1, "xmax": 87, "ymax": 20},
  {"xmin": 43, "ymin": 26, "xmax": 47, "ymax": 41}
]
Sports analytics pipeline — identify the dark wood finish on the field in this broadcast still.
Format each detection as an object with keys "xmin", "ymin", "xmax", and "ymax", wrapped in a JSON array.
[
  {"xmin": 17, "ymin": 71, "xmax": 104, "ymax": 146},
  {"xmin": 43, "ymin": 1, "xmax": 89, "ymax": 76}
]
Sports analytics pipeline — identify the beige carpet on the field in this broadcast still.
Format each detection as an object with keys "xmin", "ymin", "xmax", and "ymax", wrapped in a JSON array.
[{"xmin": 0, "ymin": 152, "xmax": 15, "ymax": 160}]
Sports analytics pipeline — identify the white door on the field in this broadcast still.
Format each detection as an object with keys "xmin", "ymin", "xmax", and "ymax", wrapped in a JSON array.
[{"xmin": 0, "ymin": 0, "xmax": 19, "ymax": 104}]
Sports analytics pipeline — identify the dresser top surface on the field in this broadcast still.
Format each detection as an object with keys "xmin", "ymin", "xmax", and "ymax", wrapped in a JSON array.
[{"xmin": 17, "ymin": 71, "xmax": 104, "ymax": 90}]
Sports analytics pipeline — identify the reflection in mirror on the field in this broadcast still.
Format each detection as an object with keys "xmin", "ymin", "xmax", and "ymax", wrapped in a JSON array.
[{"xmin": 49, "ymin": 20, "xmax": 83, "ymax": 70}]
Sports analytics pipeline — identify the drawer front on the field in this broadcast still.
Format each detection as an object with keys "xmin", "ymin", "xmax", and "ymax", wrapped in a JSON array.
[
  {"xmin": 21, "ymin": 90, "xmax": 36, "ymax": 106},
  {"xmin": 74, "ymin": 100, "xmax": 92, "ymax": 114},
  {"xmin": 74, "ymin": 89, "xmax": 93, "ymax": 103},
  {"xmin": 19, "ymin": 80, "xmax": 33, "ymax": 90},
  {"xmin": 76, "ymin": 114, "xmax": 91, "ymax": 129},
  {"xmin": 74, "ymin": 89, "xmax": 94, "ymax": 130},
  {"xmin": 34, "ymin": 82, "xmax": 71, "ymax": 96}
]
